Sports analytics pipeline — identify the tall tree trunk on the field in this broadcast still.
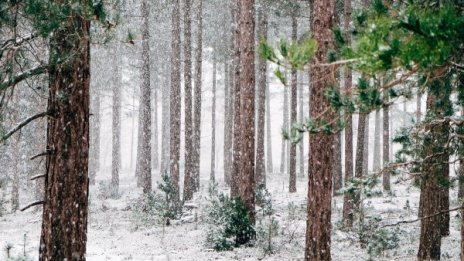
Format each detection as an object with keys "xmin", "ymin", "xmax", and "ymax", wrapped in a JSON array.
[
  {"xmin": 39, "ymin": 12, "xmax": 91, "ymax": 260},
  {"xmin": 170, "ymin": 0, "xmax": 182, "ymax": 192},
  {"xmin": 281, "ymin": 79, "xmax": 289, "ymax": 174},
  {"xmin": 342, "ymin": 0, "xmax": 354, "ymax": 227},
  {"xmin": 298, "ymin": 73, "xmax": 305, "ymax": 178},
  {"xmin": 289, "ymin": 15, "xmax": 297, "ymax": 193},
  {"xmin": 231, "ymin": 1, "xmax": 241, "ymax": 198},
  {"xmin": 210, "ymin": 55, "xmax": 217, "ymax": 183},
  {"xmin": 224, "ymin": 62, "xmax": 232, "ymax": 184},
  {"xmin": 183, "ymin": 0, "xmax": 194, "ymax": 201},
  {"xmin": 161, "ymin": 64, "xmax": 170, "ymax": 174},
  {"xmin": 373, "ymin": 109, "xmax": 381, "ymax": 172},
  {"xmin": 238, "ymin": 0, "xmax": 256, "ymax": 224},
  {"xmin": 111, "ymin": 52, "xmax": 121, "ymax": 193},
  {"xmin": 11, "ymin": 129, "xmax": 20, "ymax": 212},
  {"xmin": 305, "ymin": 0, "xmax": 336, "ymax": 259},
  {"xmin": 192, "ymin": 0, "xmax": 203, "ymax": 191},
  {"xmin": 266, "ymin": 71, "xmax": 273, "ymax": 174},
  {"xmin": 255, "ymin": 10, "xmax": 268, "ymax": 188},
  {"xmin": 139, "ymin": 0, "xmax": 152, "ymax": 194},
  {"xmin": 417, "ymin": 92, "xmax": 422, "ymax": 122},
  {"xmin": 152, "ymin": 86, "xmax": 159, "ymax": 170},
  {"xmin": 382, "ymin": 90, "xmax": 390, "ymax": 191},
  {"xmin": 135, "ymin": 102, "xmax": 143, "ymax": 187},
  {"xmin": 353, "ymin": 113, "xmax": 367, "ymax": 212},
  {"xmin": 363, "ymin": 113, "xmax": 369, "ymax": 175},
  {"xmin": 418, "ymin": 76, "xmax": 452, "ymax": 260},
  {"xmin": 89, "ymin": 88, "xmax": 100, "ymax": 185}
]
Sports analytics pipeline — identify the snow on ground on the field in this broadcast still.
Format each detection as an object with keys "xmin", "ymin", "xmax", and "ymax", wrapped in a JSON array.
[{"xmin": 0, "ymin": 170, "xmax": 461, "ymax": 260}]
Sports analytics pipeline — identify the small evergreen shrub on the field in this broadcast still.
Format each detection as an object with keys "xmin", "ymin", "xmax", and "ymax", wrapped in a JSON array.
[
  {"xmin": 97, "ymin": 181, "xmax": 121, "ymax": 200},
  {"xmin": 132, "ymin": 172, "xmax": 183, "ymax": 226},
  {"xmin": 355, "ymin": 216, "xmax": 400, "ymax": 260},
  {"xmin": 206, "ymin": 193, "xmax": 255, "ymax": 251}
]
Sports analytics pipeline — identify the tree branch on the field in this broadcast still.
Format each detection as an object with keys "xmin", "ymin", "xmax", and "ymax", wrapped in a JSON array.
[
  {"xmin": 382, "ymin": 205, "xmax": 464, "ymax": 228},
  {"xmin": 0, "ymin": 64, "xmax": 48, "ymax": 91},
  {"xmin": 30, "ymin": 174, "xmax": 46, "ymax": 181},
  {"xmin": 20, "ymin": 200, "xmax": 44, "ymax": 211},
  {"xmin": 1, "ymin": 112, "xmax": 49, "ymax": 142}
]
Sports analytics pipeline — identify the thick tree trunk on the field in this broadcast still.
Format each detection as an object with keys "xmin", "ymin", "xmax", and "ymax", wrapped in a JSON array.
[
  {"xmin": 342, "ymin": 0, "xmax": 354, "ymax": 228},
  {"xmin": 210, "ymin": 55, "xmax": 216, "ymax": 182},
  {"xmin": 39, "ymin": 13, "xmax": 90, "ymax": 261},
  {"xmin": 353, "ymin": 113, "xmax": 367, "ymax": 212},
  {"xmin": 255, "ymin": 10, "xmax": 268, "ymax": 188},
  {"xmin": 418, "ymin": 77, "xmax": 452, "ymax": 260},
  {"xmin": 111, "ymin": 52, "xmax": 121, "ymax": 193},
  {"xmin": 238, "ymin": 0, "xmax": 256, "ymax": 225},
  {"xmin": 231, "ymin": 1, "xmax": 241, "ymax": 198},
  {"xmin": 183, "ymin": 0, "xmax": 194, "ymax": 201},
  {"xmin": 192, "ymin": 0, "xmax": 203, "ymax": 191},
  {"xmin": 170, "ymin": 0, "xmax": 182, "ymax": 192},
  {"xmin": 305, "ymin": 0, "xmax": 336, "ymax": 260},
  {"xmin": 289, "ymin": 16, "xmax": 298, "ymax": 193},
  {"xmin": 139, "ymin": 0, "xmax": 152, "ymax": 194}
]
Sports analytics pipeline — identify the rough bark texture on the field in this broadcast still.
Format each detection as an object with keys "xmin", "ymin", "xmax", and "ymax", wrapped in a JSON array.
[
  {"xmin": 363, "ymin": 113, "xmax": 369, "ymax": 175},
  {"xmin": 342, "ymin": 0, "xmax": 354, "ymax": 228},
  {"xmin": 266, "ymin": 70, "xmax": 273, "ymax": 174},
  {"xmin": 170, "ymin": 0, "xmax": 181, "ymax": 192},
  {"xmin": 288, "ymin": 15, "xmax": 298, "ymax": 193},
  {"xmin": 255, "ymin": 10, "xmax": 268, "ymax": 188},
  {"xmin": 417, "ymin": 77, "xmax": 452, "ymax": 260},
  {"xmin": 281, "ymin": 84, "xmax": 289, "ymax": 174},
  {"xmin": 238, "ymin": 0, "xmax": 255, "ymax": 224},
  {"xmin": 192, "ymin": 0, "xmax": 203, "ymax": 191},
  {"xmin": 111, "ymin": 52, "xmax": 121, "ymax": 193},
  {"xmin": 210, "ymin": 55, "xmax": 216, "ymax": 182},
  {"xmin": 183, "ymin": 0, "xmax": 194, "ymax": 201},
  {"xmin": 231, "ymin": 1, "xmax": 241, "ymax": 198},
  {"xmin": 304, "ymin": 0, "xmax": 336, "ymax": 260},
  {"xmin": 224, "ymin": 62, "xmax": 232, "ymax": 184},
  {"xmin": 39, "ymin": 12, "xmax": 90, "ymax": 261},
  {"xmin": 298, "ymin": 72, "xmax": 305, "ymax": 178},
  {"xmin": 353, "ymin": 113, "xmax": 367, "ymax": 213}
]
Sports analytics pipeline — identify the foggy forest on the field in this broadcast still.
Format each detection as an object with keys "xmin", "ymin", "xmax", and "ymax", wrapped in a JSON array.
[{"xmin": 1, "ymin": 0, "xmax": 464, "ymax": 260}]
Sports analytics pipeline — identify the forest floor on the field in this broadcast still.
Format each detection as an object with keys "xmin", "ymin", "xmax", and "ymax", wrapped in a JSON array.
[{"xmin": 0, "ymin": 170, "xmax": 461, "ymax": 261}]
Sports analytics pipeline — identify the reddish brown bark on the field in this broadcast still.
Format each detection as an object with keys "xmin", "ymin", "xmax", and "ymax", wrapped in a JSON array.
[
  {"xmin": 231, "ymin": 1, "xmax": 241, "ymax": 198},
  {"xmin": 39, "ymin": 14, "xmax": 91, "ymax": 260},
  {"xmin": 304, "ymin": 0, "xmax": 336, "ymax": 260}
]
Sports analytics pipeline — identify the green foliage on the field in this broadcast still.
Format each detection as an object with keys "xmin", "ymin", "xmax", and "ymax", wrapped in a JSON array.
[
  {"xmin": 133, "ymin": 172, "xmax": 183, "ymax": 226},
  {"xmin": 206, "ymin": 194, "xmax": 255, "ymax": 251}
]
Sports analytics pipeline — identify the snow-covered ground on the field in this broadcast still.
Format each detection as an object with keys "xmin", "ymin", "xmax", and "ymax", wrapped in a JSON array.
[{"xmin": 0, "ymin": 170, "xmax": 461, "ymax": 261}]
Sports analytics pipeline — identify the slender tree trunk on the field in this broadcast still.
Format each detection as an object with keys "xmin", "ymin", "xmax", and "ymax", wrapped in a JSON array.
[
  {"xmin": 192, "ymin": 0, "xmax": 203, "ymax": 191},
  {"xmin": 238, "ymin": 0, "xmax": 256, "ymax": 225},
  {"xmin": 170, "ymin": 0, "xmax": 182, "ymax": 192},
  {"xmin": 363, "ymin": 113, "xmax": 369, "ymax": 175},
  {"xmin": 353, "ymin": 113, "xmax": 367, "ymax": 211},
  {"xmin": 161, "ymin": 64, "xmax": 170, "ymax": 174},
  {"xmin": 11, "ymin": 130, "xmax": 20, "ymax": 212},
  {"xmin": 373, "ymin": 109, "xmax": 381, "ymax": 171},
  {"xmin": 281, "ymin": 80, "xmax": 289, "ymax": 174},
  {"xmin": 305, "ymin": 0, "xmax": 336, "ymax": 259},
  {"xmin": 111, "ymin": 52, "xmax": 121, "ymax": 193},
  {"xmin": 210, "ymin": 54, "xmax": 217, "ymax": 183},
  {"xmin": 231, "ymin": 1, "xmax": 241, "ymax": 198},
  {"xmin": 135, "ymin": 102, "xmax": 143, "ymax": 187},
  {"xmin": 342, "ymin": 0, "xmax": 354, "ymax": 227},
  {"xmin": 298, "ymin": 73, "xmax": 305, "ymax": 178},
  {"xmin": 266, "ymin": 71, "xmax": 273, "ymax": 174},
  {"xmin": 289, "ymin": 16, "xmax": 297, "ymax": 193},
  {"xmin": 224, "ymin": 62, "xmax": 232, "ymax": 184},
  {"xmin": 255, "ymin": 10, "xmax": 268, "ymax": 188},
  {"xmin": 152, "ymin": 86, "xmax": 159, "ymax": 170},
  {"xmin": 183, "ymin": 0, "xmax": 194, "ymax": 201},
  {"xmin": 417, "ymin": 92, "xmax": 422, "ymax": 122},
  {"xmin": 139, "ymin": 0, "xmax": 152, "ymax": 194},
  {"xmin": 383, "ymin": 90, "xmax": 391, "ymax": 191},
  {"xmin": 89, "ymin": 88, "xmax": 100, "ymax": 185},
  {"xmin": 39, "ymin": 12, "xmax": 90, "ymax": 260}
]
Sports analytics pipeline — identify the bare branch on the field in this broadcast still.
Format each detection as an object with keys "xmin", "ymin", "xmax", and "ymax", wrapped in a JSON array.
[
  {"xmin": 30, "ymin": 150, "xmax": 52, "ymax": 160},
  {"xmin": 30, "ymin": 174, "xmax": 46, "ymax": 181},
  {"xmin": 1, "ymin": 112, "xmax": 48, "ymax": 142},
  {"xmin": 20, "ymin": 200, "xmax": 44, "ymax": 211},
  {"xmin": 0, "ymin": 64, "xmax": 48, "ymax": 91},
  {"xmin": 382, "ymin": 205, "xmax": 464, "ymax": 228}
]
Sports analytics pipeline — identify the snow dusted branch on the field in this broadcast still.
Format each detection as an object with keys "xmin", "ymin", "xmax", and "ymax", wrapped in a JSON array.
[
  {"xmin": 20, "ymin": 200, "xmax": 45, "ymax": 212},
  {"xmin": 382, "ymin": 205, "xmax": 464, "ymax": 228},
  {"xmin": 0, "ymin": 64, "xmax": 48, "ymax": 91},
  {"xmin": 1, "ymin": 111, "xmax": 49, "ymax": 142},
  {"xmin": 0, "ymin": 33, "xmax": 37, "ymax": 59},
  {"xmin": 30, "ymin": 174, "xmax": 46, "ymax": 181}
]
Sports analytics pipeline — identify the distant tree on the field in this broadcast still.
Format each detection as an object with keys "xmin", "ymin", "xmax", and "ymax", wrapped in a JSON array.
[{"xmin": 111, "ymin": 48, "xmax": 121, "ymax": 194}]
